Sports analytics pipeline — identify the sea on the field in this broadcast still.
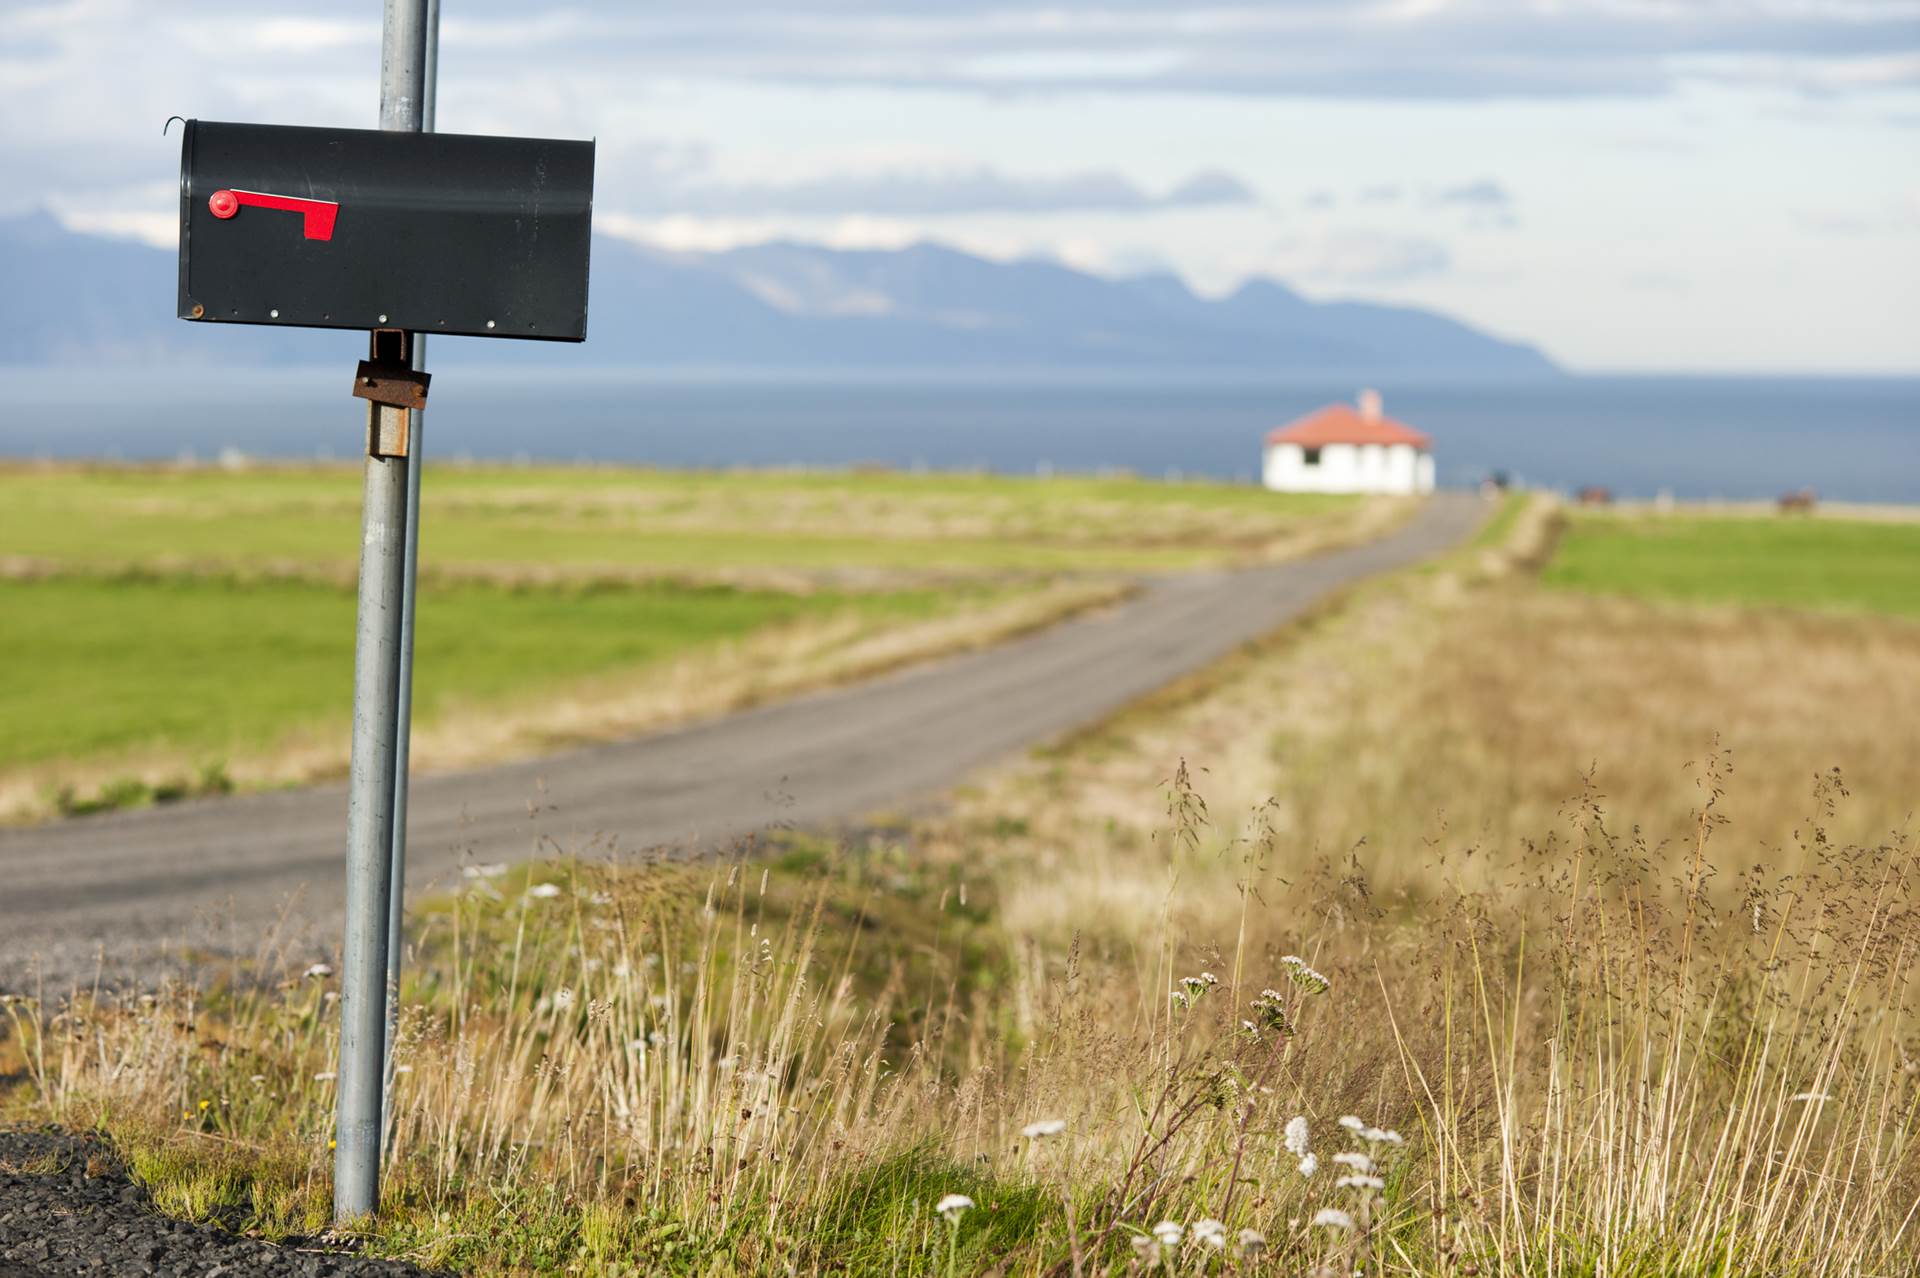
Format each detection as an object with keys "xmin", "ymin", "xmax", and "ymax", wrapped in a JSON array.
[{"xmin": 3, "ymin": 368, "xmax": 1915, "ymax": 503}]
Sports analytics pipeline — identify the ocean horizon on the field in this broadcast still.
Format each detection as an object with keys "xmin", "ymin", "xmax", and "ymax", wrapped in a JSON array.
[{"xmin": 2, "ymin": 367, "xmax": 1915, "ymax": 504}]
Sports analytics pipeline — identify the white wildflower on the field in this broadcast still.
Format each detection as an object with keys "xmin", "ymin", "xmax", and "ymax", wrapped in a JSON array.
[
  {"xmin": 1021, "ymin": 1118, "xmax": 1067, "ymax": 1139},
  {"xmin": 1338, "ymin": 1115, "xmax": 1366, "ymax": 1132},
  {"xmin": 1284, "ymin": 1114, "xmax": 1311, "ymax": 1157},
  {"xmin": 935, "ymin": 1193, "xmax": 974, "ymax": 1223},
  {"xmin": 1130, "ymin": 1235, "xmax": 1159, "ymax": 1264},
  {"xmin": 1337, "ymin": 1174, "xmax": 1385, "ymax": 1190},
  {"xmin": 1237, "ymin": 1228, "xmax": 1267, "ymax": 1255},
  {"xmin": 462, "ymin": 862, "xmax": 508, "ymax": 879},
  {"xmin": 552, "ymin": 987, "xmax": 576, "ymax": 1010},
  {"xmin": 1311, "ymin": 1207, "xmax": 1355, "ymax": 1230},
  {"xmin": 1192, "ymin": 1219, "xmax": 1227, "ymax": 1249},
  {"xmin": 1151, "ymin": 1220, "xmax": 1184, "ymax": 1246},
  {"xmin": 303, "ymin": 963, "xmax": 333, "ymax": 979},
  {"xmin": 1249, "ymin": 988, "xmax": 1295, "ymax": 1037},
  {"xmin": 1173, "ymin": 972, "xmax": 1219, "ymax": 1009},
  {"xmin": 1362, "ymin": 1126, "xmax": 1404, "ymax": 1146},
  {"xmin": 526, "ymin": 883, "xmax": 563, "ymax": 899},
  {"xmin": 1280, "ymin": 954, "xmax": 1331, "ymax": 994},
  {"xmin": 1332, "ymin": 1151, "xmax": 1375, "ymax": 1172},
  {"xmin": 1297, "ymin": 1152, "xmax": 1318, "ymax": 1177}
]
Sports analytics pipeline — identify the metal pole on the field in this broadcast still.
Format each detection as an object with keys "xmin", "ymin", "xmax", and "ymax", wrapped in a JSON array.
[
  {"xmin": 335, "ymin": 0, "xmax": 428, "ymax": 1224},
  {"xmin": 382, "ymin": 0, "xmax": 438, "ymax": 1120}
]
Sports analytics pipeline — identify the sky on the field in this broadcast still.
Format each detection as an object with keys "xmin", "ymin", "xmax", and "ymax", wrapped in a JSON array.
[{"xmin": 2, "ymin": 0, "xmax": 1917, "ymax": 373}]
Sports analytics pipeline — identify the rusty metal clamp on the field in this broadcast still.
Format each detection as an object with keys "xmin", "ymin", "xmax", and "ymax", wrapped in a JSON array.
[{"xmin": 354, "ymin": 328, "xmax": 429, "ymax": 457}]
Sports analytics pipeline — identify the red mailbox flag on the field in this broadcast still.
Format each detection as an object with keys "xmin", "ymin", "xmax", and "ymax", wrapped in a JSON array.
[{"xmin": 208, "ymin": 188, "xmax": 339, "ymax": 241}]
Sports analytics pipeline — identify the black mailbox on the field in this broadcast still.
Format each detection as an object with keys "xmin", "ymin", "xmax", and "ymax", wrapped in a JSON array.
[{"xmin": 177, "ymin": 120, "xmax": 593, "ymax": 341}]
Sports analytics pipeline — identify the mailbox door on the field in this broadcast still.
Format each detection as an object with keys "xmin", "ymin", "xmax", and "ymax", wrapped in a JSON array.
[{"xmin": 178, "ymin": 120, "xmax": 593, "ymax": 341}]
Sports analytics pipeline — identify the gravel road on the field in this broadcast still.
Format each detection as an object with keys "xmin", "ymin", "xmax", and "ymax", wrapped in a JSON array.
[{"xmin": 0, "ymin": 493, "xmax": 1485, "ymax": 992}]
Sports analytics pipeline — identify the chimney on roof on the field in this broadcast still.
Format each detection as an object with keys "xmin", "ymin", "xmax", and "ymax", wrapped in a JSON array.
[{"xmin": 1358, "ymin": 388, "xmax": 1382, "ymax": 422}]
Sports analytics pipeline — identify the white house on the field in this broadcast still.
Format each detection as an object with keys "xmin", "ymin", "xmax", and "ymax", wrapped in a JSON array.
[{"xmin": 1262, "ymin": 390, "xmax": 1435, "ymax": 495}]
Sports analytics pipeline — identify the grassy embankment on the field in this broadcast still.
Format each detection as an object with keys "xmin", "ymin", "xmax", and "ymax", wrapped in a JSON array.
[
  {"xmin": 5, "ymin": 496, "xmax": 1918, "ymax": 1275},
  {"xmin": 0, "ymin": 463, "xmax": 1385, "ymax": 821}
]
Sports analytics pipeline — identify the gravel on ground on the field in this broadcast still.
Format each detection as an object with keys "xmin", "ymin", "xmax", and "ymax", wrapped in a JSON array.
[{"xmin": 0, "ymin": 1127, "xmax": 438, "ymax": 1278}]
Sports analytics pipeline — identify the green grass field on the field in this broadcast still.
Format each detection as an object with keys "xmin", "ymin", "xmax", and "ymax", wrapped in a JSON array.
[
  {"xmin": 0, "ymin": 463, "xmax": 1370, "ymax": 816},
  {"xmin": 1542, "ymin": 511, "xmax": 1920, "ymax": 617},
  {"xmin": 0, "ymin": 576, "xmax": 950, "ymax": 770},
  {"xmin": 0, "ymin": 464, "xmax": 1356, "ymax": 578}
]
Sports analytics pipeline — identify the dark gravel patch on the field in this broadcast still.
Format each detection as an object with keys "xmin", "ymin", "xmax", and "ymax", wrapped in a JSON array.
[{"xmin": 0, "ymin": 1127, "xmax": 440, "ymax": 1278}]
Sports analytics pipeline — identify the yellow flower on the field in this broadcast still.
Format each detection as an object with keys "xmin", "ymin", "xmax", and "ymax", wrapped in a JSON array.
[
  {"xmin": 328, "ymin": 1138, "xmax": 337, "ymax": 1151},
  {"xmin": 198, "ymin": 1099, "xmax": 211, "ymax": 1111}
]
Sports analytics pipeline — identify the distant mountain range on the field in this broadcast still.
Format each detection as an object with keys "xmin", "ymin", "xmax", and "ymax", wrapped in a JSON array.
[{"xmin": 0, "ymin": 210, "xmax": 1558, "ymax": 377}]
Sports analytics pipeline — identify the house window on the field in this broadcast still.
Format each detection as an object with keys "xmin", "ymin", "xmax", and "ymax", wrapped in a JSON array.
[{"xmin": 1302, "ymin": 447, "xmax": 1322, "ymax": 466}]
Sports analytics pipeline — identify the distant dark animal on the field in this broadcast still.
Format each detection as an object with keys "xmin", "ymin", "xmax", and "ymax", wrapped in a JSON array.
[
  {"xmin": 1778, "ymin": 489, "xmax": 1817, "ymax": 514},
  {"xmin": 1576, "ymin": 486, "xmax": 1613, "ymax": 506}
]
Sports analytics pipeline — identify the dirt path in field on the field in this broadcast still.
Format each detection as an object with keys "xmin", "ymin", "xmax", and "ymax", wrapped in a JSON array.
[{"xmin": 0, "ymin": 493, "xmax": 1486, "ymax": 991}]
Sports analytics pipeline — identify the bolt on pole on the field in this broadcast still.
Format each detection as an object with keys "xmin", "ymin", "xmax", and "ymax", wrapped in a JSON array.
[
  {"xmin": 382, "ymin": 0, "xmax": 439, "ymax": 1127},
  {"xmin": 335, "ymin": 0, "xmax": 430, "ymax": 1225}
]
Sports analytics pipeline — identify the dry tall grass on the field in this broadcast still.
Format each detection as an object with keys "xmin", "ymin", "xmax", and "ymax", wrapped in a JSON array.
[
  {"xmin": 977, "ymin": 501, "xmax": 1920, "ymax": 939},
  {"xmin": 6, "ymin": 500, "xmax": 1917, "ymax": 1275}
]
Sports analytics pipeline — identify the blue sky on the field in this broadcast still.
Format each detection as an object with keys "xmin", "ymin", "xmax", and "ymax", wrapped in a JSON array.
[{"xmin": 3, "ymin": 0, "xmax": 1917, "ymax": 372}]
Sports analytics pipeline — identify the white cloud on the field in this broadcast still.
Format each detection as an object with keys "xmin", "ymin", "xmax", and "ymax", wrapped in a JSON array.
[
  {"xmin": 59, "ymin": 208, "xmax": 172, "ymax": 248},
  {"xmin": 1269, "ymin": 229, "xmax": 1452, "ymax": 283},
  {"xmin": 1431, "ymin": 179, "xmax": 1511, "ymax": 209},
  {"xmin": 1796, "ymin": 190, "xmax": 1920, "ymax": 235},
  {"xmin": 240, "ymin": 18, "xmax": 374, "ymax": 54},
  {"xmin": 598, "ymin": 213, "xmax": 925, "ymax": 254},
  {"xmin": 29, "ymin": 1, "xmax": 1912, "ymax": 108},
  {"xmin": 651, "ymin": 165, "xmax": 1256, "ymax": 215},
  {"xmin": 480, "ymin": 2, "xmax": 1920, "ymax": 100}
]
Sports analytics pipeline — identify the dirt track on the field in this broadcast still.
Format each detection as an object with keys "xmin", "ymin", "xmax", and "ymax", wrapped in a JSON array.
[{"xmin": 0, "ymin": 493, "xmax": 1485, "ymax": 991}]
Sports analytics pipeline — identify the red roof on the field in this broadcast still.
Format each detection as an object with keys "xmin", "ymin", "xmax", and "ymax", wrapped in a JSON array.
[{"xmin": 1265, "ymin": 404, "xmax": 1431, "ymax": 450}]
